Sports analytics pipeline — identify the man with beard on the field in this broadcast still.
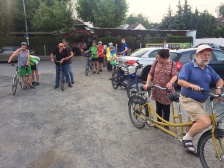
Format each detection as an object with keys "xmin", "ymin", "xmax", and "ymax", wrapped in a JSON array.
[{"xmin": 178, "ymin": 44, "xmax": 223, "ymax": 154}]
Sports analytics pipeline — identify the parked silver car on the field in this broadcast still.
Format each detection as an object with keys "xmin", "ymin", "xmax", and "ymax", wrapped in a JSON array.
[
  {"xmin": 0, "ymin": 46, "xmax": 20, "ymax": 62},
  {"xmin": 0, "ymin": 46, "xmax": 35, "ymax": 62},
  {"xmin": 116, "ymin": 48, "xmax": 163, "ymax": 81}
]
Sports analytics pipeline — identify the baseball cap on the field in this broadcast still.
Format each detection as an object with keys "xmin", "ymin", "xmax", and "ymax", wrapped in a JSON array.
[
  {"xmin": 108, "ymin": 42, "xmax": 113, "ymax": 46},
  {"xmin": 98, "ymin": 41, "xmax": 102, "ymax": 44},
  {"xmin": 21, "ymin": 42, "xmax": 27, "ymax": 46},
  {"xmin": 196, "ymin": 44, "xmax": 212, "ymax": 53}
]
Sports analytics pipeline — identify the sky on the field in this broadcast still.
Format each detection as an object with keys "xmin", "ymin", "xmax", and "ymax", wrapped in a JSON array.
[{"xmin": 126, "ymin": 0, "xmax": 223, "ymax": 23}]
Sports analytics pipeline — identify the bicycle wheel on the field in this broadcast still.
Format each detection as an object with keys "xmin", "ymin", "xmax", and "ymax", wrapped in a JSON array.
[
  {"xmin": 85, "ymin": 63, "xmax": 89, "ymax": 76},
  {"xmin": 198, "ymin": 131, "xmax": 224, "ymax": 168},
  {"xmin": 61, "ymin": 73, "xmax": 65, "ymax": 91},
  {"xmin": 119, "ymin": 76, "xmax": 128, "ymax": 90},
  {"xmin": 128, "ymin": 95, "xmax": 148, "ymax": 129},
  {"xmin": 111, "ymin": 75, "xmax": 119, "ymax": 89},
  {"xmin": 12, "ymin": 75, "xmax": 19, "ymax": 95},
  {"xmin": 127, "ymin": 79, "xmax": 146, "ymax": 98}
]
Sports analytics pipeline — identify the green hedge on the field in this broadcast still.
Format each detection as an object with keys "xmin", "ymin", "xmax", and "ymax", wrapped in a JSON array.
[
  {"xmin": 145, "ymin": 36, "xmax": 193, "ymax": 43},
  {"xmin": 96, "ymin": 37, "xmax": 137, "ymax": 50}
]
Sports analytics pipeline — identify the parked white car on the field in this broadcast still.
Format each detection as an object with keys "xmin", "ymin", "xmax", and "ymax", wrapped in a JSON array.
[{"xmin": 116, "ymin": 48, "xmax": 163, "ymax": 81}]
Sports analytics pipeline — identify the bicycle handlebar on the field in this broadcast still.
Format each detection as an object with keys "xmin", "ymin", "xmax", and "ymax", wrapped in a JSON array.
[
  {"xmin": 140, "ymin": 85, "xmax": 171, "ymax": 93},
  {"xmin": 188, "ymin": 87, "xmax": 224, "ymax": 98}
]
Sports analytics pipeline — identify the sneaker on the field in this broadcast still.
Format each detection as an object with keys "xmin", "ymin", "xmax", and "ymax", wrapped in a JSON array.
[
  {"xmin": 99, "ymin": 69, "xmax": 103, "ymax": 72},
  {"xmin": 54, "ymin": 86, "xmax": 59, "ymax": 89},
  {"xmin": 32, "ymin": 82, "xmax": 36, "ymax": 85},
  {"xmin": 68, "ymin": 83, "xmax": 73, "ymax": 87},
  {"xmin": 97, "ymin": 71, "xmax": 99, "ymax": 74},
  {"xmin": 92, "ymin": 71, "xmax": 96, "ymax": 74},
  {"xmin": 23, "ymin": 86, "xmax": 27, "ymax": 90},
  {"xmin": 71, "ymin": 81, "xmax": 75, "ymax": 84},
  {"xmin": 30, "ymin": 85, "xmax": 36, "ymax": 89},
  {"xmin": 35, "ymin": 82, "xmax": 39, "ymax": 86}
]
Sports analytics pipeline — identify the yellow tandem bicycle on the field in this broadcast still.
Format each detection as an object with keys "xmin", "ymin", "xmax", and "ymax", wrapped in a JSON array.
[{"xmin": 128, "ymin": 85, "xmax": 224, "ymax": 168}]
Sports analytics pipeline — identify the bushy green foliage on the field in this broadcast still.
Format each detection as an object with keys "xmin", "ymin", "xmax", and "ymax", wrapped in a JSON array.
[{"xmin": 76, "ymin": 0, "xmax": 128, "ymax": 28}]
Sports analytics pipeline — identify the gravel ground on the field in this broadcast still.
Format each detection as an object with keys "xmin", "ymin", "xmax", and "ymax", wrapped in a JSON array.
[{"xmin": 0, "ymin": 56, "xmax": 223, "ymax": 168}]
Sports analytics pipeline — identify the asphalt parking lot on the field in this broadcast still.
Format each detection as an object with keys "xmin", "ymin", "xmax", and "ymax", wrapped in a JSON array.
[{"xmin": 0, "ymin": 56, "xmax": 217, "ymax": 168}]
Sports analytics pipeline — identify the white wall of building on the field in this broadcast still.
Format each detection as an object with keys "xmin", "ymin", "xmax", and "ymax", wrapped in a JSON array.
[{"xmin": 195, "ymin": 38, "xmax": 224, "ymax": 47}]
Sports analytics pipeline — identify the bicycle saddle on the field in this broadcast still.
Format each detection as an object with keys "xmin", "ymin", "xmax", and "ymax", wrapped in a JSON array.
[{"xmin": 169, "ymin": 94, "xmax": 179, "ymax": 102}]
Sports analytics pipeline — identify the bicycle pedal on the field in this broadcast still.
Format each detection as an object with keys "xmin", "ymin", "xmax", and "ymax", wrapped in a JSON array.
[{"xmin": 146, "ymin": 120, "xmax": 154, "ymax": 127}]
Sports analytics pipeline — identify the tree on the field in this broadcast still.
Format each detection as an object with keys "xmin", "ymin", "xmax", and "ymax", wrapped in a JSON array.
[
  {"xmin": 0, "ymin": 0, "xmax": 19, "ymax": 37},
  {"xmin": 217, "ymin": 3, "xmax": 224, "ymax": 17},
  {"xmin": 160, "ymin": 5, "xmax": 176, "ymax": 29},
  {"xmin": 76, "ymin": 0, "xmax": 128, "ymax": 28},
  {"xmin": 125, "ymin": 13, "xmax": 152, "ymax": 29},
  {"xmin": 160, "ymin": 0, "xmax": 217, "ymax": 38},
  {"xmin": 31, "ymin": 0, "xmax": 75, "ymax": 35}
]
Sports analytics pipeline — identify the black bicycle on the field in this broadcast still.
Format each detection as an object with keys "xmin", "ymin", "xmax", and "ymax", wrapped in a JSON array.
[
  {"xmin": 55, "ymin": 61, "xmax": 66, "ymax": 91},
  {"xmin": 84, "ymin": 52, "xmax": 92, "ymax": 76}
]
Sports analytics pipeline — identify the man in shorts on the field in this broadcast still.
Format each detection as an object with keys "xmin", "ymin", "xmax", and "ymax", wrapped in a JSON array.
[
  {"xmin": 98, "ymin": 41, "xmax": 104, "ymax": 72},
  {"xmin": 85, "ymin": 40, "xmax": 99, "ymax": 74},
  {"xmin": 178, "ymin": 44, "xmax": 223, "ymax": 154},
  {"xmin": 30, "ymin": 55, "xmax": 40, "ymax": 86},
  {"xmin": 8, "ymin": 42, "xmax": 35, "ymax": 89}
]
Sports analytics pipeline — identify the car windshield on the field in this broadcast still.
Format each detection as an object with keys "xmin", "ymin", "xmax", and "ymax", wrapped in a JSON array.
[
  {"xmin": 129, "ymin": 48, "xmax": 148, "ymax": 57},
  {"xmin": 169, "ymin": 52, "xmax": 178, "ymax": 60}
]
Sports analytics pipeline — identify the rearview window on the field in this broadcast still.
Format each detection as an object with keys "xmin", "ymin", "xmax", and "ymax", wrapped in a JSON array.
[{"xmin": 129, "ymin": 48, "xmax": 148, "ymax": 57}]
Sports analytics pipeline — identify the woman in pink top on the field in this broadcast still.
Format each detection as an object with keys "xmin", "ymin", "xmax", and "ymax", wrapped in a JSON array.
[
  {"xmin": 143, "ymin": 49, "xmax": 177, "ymax": 130},
  {"xmin": 98, "ymin": 41, "xmax": 105, "ymax": 72}
]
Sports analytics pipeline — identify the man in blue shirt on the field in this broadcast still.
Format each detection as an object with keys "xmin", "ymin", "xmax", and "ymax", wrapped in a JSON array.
[
  {"xmin": 178, "ymin": 44, "xmax": 223, "ymax": 154},
  {"xmin": 120, "ymin": 39, "xmax": 128, "ymax": 56}
]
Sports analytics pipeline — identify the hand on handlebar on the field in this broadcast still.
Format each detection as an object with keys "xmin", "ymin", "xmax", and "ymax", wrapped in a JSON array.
[
  {"xmin": 166, "ymin": 82, "xmax": 173, "ymax": 89},
  {"xmin": 143, "ymin": 84, "xmax": 150, "ymax": 91},
  {"xmin": 189, "ymin": 84, "xmax": 201, "ymax": 92}
]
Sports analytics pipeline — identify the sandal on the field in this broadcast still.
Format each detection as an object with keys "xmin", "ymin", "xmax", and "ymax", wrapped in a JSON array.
[{"xmin": 182, "ymin": 140, "xmax": 198, "ymax": 156}]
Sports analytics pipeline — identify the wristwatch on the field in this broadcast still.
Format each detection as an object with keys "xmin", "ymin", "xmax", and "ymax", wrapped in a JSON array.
[{"xmin": 216, "ymin": 86, "xmax": 222, "ymax": 89}]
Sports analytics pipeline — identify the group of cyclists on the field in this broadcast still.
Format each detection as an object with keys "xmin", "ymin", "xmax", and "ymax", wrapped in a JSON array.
[{"xmin": 7, "ymin": 39, "xmax": 224, "ymax": 158}]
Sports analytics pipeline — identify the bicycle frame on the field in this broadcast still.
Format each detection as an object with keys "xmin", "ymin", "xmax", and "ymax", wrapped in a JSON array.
[
  {"xmin": 138, "ymin": 100, "xmax": 192, "ymax": 138},
  {"xmin": 114, "ymin": 64, "xmax": 142, "ymax": 88}
]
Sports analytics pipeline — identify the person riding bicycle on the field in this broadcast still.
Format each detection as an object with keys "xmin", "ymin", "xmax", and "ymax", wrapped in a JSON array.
[
  {"xmin": 177, "ymin": 44, "xmax": 223, "ymax": 154},
  {"xmin": 84, "ymin": 40, "xmax": 99, "ymax": 74},
  {"xmin": 106, "ymin": 46, "xmax": 117, "ymax": 79},
  {"xmin": 143, "ymin": 49, "xmax": 177, "ymax": 129},
  {"xmin": 8, "ymin": 42, "xmax": 36, "ymax": 90},
  {"xmin": 50, "ymin": 43, "xmax": 73, "ymax": 89},
  {"xmin": 62, "ymin": 39, "xmax": 74, "ymax": 84}
]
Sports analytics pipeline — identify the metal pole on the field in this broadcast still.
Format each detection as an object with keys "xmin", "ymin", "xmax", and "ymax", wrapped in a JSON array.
[{"xmin": 22, "ymin": 0, "xmax": 29, "ymax": 45}]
